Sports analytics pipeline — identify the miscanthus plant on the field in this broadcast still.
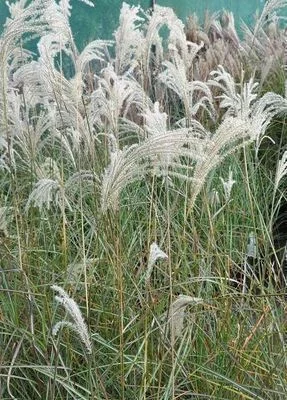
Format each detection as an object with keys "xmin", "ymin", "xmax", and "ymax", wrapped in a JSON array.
[{"xmin": 1, "ymin": 0, "xmax": 287, "ymax": 399}]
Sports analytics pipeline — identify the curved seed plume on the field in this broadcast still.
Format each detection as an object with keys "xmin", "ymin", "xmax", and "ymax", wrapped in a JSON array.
[
  {"xmin": 168, "ymin": 294, "xmax": 203, "ymax": 342},
  {"xmin": 51, "ymin": 285, "xmax": 92, "ymax": 354}
]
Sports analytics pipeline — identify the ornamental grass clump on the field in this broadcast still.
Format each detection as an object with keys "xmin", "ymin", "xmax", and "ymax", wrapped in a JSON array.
[
  {"xmin": 2, "ymin": 0, "xmax": 287, "ymax": 215},
  {"xmin": 1, "ymin": 1, "xmax": 287, "ymax": 399},
  {"xmin": 101, "ymin": 63, "xmax": 287, "ymax": 211}
]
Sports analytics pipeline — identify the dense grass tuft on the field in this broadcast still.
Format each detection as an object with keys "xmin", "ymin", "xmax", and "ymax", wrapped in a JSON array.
[{"xmin": 1, "ymin": 1, "xmax": 287, "ymax": 399}]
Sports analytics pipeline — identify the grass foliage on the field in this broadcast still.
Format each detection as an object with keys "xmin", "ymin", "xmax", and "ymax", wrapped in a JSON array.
[{"xmin": 1, "ymin": 0, "xmax": 287, "ymax": 399}]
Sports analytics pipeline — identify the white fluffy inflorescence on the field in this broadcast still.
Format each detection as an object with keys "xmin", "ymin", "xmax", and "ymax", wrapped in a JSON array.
[
  {"xmin": 2, "ymin": 0, "xmax": 287, "ymax": 216},
  {"xmin": 51, "ymin": 285, "xmax": 92, "ymax": 354},
  {"xmin": 145, "ymin": 242, "xmax": 168, "ymax": 285}
]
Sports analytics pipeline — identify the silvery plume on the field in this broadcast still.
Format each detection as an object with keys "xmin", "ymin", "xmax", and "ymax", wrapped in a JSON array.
[
  {"xmin": 219, "ymin": 167, "xmax": 236, "ymax": 202},
  {"xmin": 275, "ymin": 150, "xmax": 287, "ymax": 192},
  {"xmin": 51, "ymin": 285, "xmax": 92, "ymax": 354},
  {"xmin": 145, "ymin": 242, "xmax": 168, "ymax": 285}
]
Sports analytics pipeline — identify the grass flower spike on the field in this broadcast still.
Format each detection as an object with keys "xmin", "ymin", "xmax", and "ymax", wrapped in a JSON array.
[
  {"xmin": 274, "ymin": 150, "xmax": 287, "ymax": 192},
  {"xmin": 51, "ymin": 285, "xmax": 92, "ymax": 354},
  {"xmin": 168, "ymin": 295, "xmax": 203, "ymax": 341},
  {"xmin": 145, "ymin": 242, "xmax": 168, "ymax": 284},
  {"xmin": 220, "ymin": 167, "xmax": 236, "ymax": 202}
]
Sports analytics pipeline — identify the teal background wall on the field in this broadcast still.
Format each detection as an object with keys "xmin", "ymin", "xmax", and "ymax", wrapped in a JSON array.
[{"xmin": 0, "ymin": 1, "xmax": 265, "ymax": 49}]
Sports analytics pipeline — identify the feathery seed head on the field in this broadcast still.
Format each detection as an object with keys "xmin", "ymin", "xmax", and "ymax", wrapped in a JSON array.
[
  {"xmin": 168, "ymin": 295, "xmax": 203, "ymax": 341},
  {"xmin": 51, "ymin": 285, "xmax": 92, "ymax": 354},
  {"xmin": 219, "ymin": 167, "xmax": 236, "ymax": 202},
  {"xmin": 145, "ymin": 242, "xmax": 168, "ymax": 284}
]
